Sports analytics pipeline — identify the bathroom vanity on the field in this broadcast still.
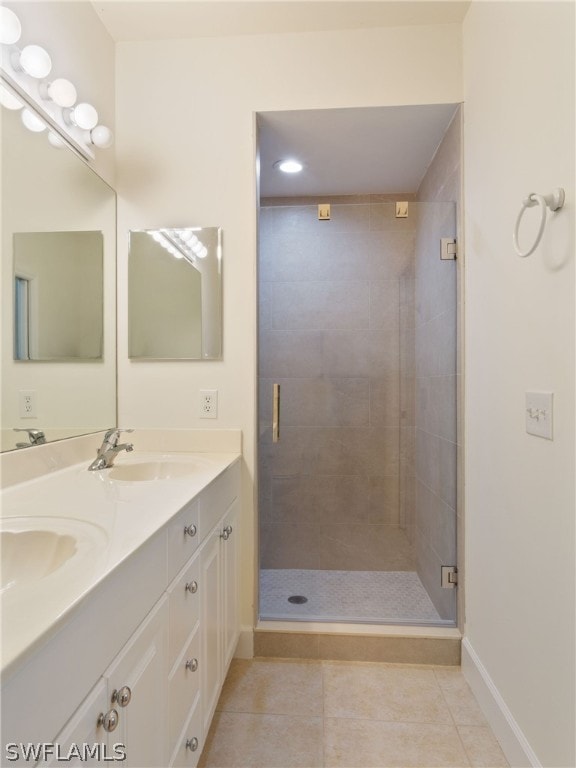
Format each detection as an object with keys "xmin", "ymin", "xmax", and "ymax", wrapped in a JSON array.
[{"xmin": 0, "ymin": 450, "xmax": 241, "ymax": 767}]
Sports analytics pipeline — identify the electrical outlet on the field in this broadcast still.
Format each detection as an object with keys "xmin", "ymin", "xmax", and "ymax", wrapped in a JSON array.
[
  {"xmin": 19, "ymin": 390, "xmax": 37, "ymax": 418},
  {"xmin": 199, "ymin": 389, "xmax": 218, "ymax": 419}
]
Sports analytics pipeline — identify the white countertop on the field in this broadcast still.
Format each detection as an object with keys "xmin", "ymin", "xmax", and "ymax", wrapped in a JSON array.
[{"xmin": 0, "ymin": 451, "xmax": 240, "ymax": 675}]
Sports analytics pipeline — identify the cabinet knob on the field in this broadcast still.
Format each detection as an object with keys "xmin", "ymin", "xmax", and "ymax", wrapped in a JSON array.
[
  {"xmin": 185, "ymin": 658, "xmax": 198, "ymax": 672},
  {"xmin": 184, "ymin": 524, "xmax": 197, "ymax": 538},
  {"xmin": 111, "ymin": 686, "xmax": 132, "ymax": 707},
  {"xmin": 186, "ymin": 738, "xmax": 199, "ymax": 752},
  {"xmin": 220, "ymin": 525, "xmax": 233, "ymax": 541},
  {"xmin": 97, "ymin": 709, "xmax": 119, "ymax": 732},
  {"xmin": 185, "ymin": 580, "xmax": 198, "ymax": 594}
]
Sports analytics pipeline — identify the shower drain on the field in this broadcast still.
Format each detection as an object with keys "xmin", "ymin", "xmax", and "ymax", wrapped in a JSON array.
[{"xmin": 287, "ymin": 595, "xmax": 308, "ymax": 604}]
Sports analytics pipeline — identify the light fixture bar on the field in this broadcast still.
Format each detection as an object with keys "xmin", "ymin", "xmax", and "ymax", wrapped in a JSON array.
[{"xmin": 0, "ymin": 70, "xmax": 92, "ymax": 160}]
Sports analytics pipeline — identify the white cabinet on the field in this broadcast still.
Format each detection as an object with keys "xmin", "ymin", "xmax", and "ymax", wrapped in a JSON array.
[
  {"xmin": 199, "ymin": 528, "xmax": 222, "ymax": 736},
  {"xmin": 221, "ymin": 499, "xmax": 240, "ymax": 672},
  {"xmin": 103, "ymin": 598, "xmax": 169, "ymax": 768},
  {"xmin": 45, "ymin": 680, "xmax": 109, "ymax": 767},
  {"xmin": 200, "ymin": 496, "xmax": 241, "ymax": 734},
  {"xmin": 2, "ymin": 458, "xmax": 241, "ymax": 768}
]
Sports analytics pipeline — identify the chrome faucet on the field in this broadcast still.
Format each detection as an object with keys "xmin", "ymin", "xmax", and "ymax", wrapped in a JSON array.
[
  {"xmin": 88, "ymin": 428, "xmax": 134, "ymax": 471},
  {"xmin": 14, "ymin": 428, "xmax": 47, "ymax": 448}
]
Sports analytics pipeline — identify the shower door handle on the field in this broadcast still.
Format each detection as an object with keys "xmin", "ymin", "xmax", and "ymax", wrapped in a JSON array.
[{"xmin": 272, "ymin": 383, "xmax": 280, "ymax": 443}]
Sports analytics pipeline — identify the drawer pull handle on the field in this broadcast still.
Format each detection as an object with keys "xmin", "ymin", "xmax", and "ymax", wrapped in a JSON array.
[
  {"xmin": 220, "ymin": 525, "xmax": 233, "ymax": 541},
  {"xmin": 97, "ymin": 709, "xmax": 119, "ymax": 732},
  {"xmin": 185, "ymin": 580, "xmax": 198, "ymax": 594},
  {"xmin": 111, "ymin": 686, "xmax": 132, "ymax": 707},
  {"xmin": 186, "ymin": 738, "xmax": 199, "ymax": 752},
  {"xmin": 185, "ymin": 658, "xmax": 198, "ymax": 672},
  {"xmin": 184, "ymin": 524, "xmax": 197, "ymax": 538}
]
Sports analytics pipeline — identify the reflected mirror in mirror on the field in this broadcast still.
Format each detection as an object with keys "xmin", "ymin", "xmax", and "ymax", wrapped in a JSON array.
[
  {"xmin": 1, "ymin": 101, "xmax": 116, "ymax": 452},
  {"xmin": 128, "ymin": 228, "xmax": 222, "ymax": 360},
  {"xmin": 13, "ymin": 231, "xmax": 103, "ymax": 360}
]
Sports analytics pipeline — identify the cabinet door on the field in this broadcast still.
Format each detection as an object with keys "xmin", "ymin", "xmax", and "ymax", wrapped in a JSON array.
[
  {"xmin": 199, "ymin": 529, "xmax": 222, "ymax": 735},
  {"xmin": 103, "ymin": 597, "xmax": 168, "ymax": 768},
  {"xmin": 45, "ymin": 679, "xmax": 110, "ymax": 767},
  {"xmin": 221, "ymin": 499, "xmax": 240, "ymax": 671}
]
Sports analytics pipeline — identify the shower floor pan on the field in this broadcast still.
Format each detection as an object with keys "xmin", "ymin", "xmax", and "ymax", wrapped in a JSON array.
[{"xmin": 260, "ymin": 568, "xmax": 447, "ymax": 625}]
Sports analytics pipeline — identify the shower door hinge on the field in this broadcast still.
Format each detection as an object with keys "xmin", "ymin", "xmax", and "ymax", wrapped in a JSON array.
[
  {"xmin": 440, "ymin": 238, "xmax": 457, "ymax": 260},
  {"xmin": 441, "ymin": 565, "xmax": 458, "ymax": 588}
]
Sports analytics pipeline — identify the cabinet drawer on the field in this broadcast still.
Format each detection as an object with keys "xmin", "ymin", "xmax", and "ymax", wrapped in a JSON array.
[
  {"xmin": 198, "ymin": 461, "xmax": 240, "ymax": 539},
  {"xmin": 168, "ymin": 554, "xmax": 200, "ymax": 667},
  {"xmin": 168, "ymin": 624, "xmax": 201, "ymax": 751},
  {"xmin": 167, "ymin": 499, "xmax": 200, "ymax": 582},
  {"xmin": 169, "ymin": 691, "xmax": 202, "ymax": 768}
]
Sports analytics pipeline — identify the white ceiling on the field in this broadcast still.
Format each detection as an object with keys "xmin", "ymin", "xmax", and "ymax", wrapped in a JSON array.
[
  {"xmin": 258, "ymin": 104, "xmax": 459, "ymax": 197},
  {"xmin": 92, "ymin": 1, "xmax": 470, "ymax": 42},
  {"xmin": 91, "ymin": 2, "xmax": 465, "ymax": 197}
]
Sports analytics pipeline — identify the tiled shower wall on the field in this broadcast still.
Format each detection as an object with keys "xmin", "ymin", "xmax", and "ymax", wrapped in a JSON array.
[
  {"xmin": 414, "ymin": 107, "xmax": 462, "ymax": 620},
  {"xmin": 258, "ymin": 197, "xmax": 416, "ymax": 571}
]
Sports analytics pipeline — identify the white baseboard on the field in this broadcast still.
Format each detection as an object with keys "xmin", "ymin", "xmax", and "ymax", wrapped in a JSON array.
[
  {"xmin": 462, "ymin": 637, "xmax": 541, "ymax": 768},
  {"xmin": 234, "ymin": 626, "xmax": 254, "ymax": 659}
]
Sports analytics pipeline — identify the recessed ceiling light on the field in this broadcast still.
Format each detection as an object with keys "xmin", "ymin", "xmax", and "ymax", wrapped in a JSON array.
[{"xmin": 274, "ymin": 159, "xmax": 303, "ymax": 174}]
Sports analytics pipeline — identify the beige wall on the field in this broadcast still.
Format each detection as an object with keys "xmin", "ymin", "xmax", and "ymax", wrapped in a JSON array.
[
  {"xmin": 115, "ymin": 23, "xmax": 463, "ymax": 629},
  {"xmin": 463, "ymin": 3, "xmax": 575, "ymax": 766}
]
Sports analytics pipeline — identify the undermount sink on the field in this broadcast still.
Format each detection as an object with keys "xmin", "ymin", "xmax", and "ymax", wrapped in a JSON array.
[
  {"xmin": 108, "ymin": 458, "xmax": 210, "ymax": 482},
  {"xmin": 0, "ymin": 517, "xmax": 107, "ymax": 594}
]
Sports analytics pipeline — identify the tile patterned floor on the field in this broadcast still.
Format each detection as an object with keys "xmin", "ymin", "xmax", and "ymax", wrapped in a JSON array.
[
  {"xmin": 260, "ymin": 569, "xmax": 446, "ymax": 624},
  {"xmin": 199, "ymin": 658, "xmax": 509, "ymax": 768}
]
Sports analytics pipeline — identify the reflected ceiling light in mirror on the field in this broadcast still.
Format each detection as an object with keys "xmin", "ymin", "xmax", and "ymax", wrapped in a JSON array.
[
  {"xmin": 274, "ymin": 159, "xmax": 303, "ymax": 174},
  {"xmin": 0, "ymin": 83, "xmax": 22, "ymax": 110},
  {"xmin": 0, "ymin": 7, "xmax": 21, "ymax": 45},
  {"xmin": 39, "ymin": 78, "xmax": 77, "ymax": 108},
  {"xmin": 47, "ymin": 131, "xmax": 65, "ymax": 148},
  {"xmin": 21, "ymin": 107, "xmax": 46, "ymax": 132}
]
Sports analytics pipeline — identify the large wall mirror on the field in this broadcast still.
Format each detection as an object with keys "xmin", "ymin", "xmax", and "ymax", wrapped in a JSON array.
[
  {"xmin": 1, "ymin": 104, "xmax": 116, "ymax": 451},
  {"xmin": 128, "ymin": 227, "xmax": 222, "ymax": 360}
]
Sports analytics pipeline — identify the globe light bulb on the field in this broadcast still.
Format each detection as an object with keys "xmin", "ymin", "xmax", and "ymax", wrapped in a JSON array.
[
  {"xmin": 68, "ymin": 102, "xmax": 98, "ymax": 130},
  {"xmin": 21, "ymin": 108, "xmax": 46, "ymax": 133},
  {"xmin": 0, "ymin": 7, "xmax": 21, "ymax": 45},
  {"xmin": 19, "ymin": 45, "xmax": 52, "ymax": 78},
  {"xmin": 0, "ymin": 84, "xmax": 22, "ymax": 110},
  {"xmin": 44, "ymin": 78, "xmax": 77, "ymax": 108},
  {"xmin": 89, "ymin": 125, "xmax": 113, "ymax": 148}
]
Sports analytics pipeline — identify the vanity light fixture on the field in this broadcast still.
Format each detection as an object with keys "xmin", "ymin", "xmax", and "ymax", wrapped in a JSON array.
[
  {"xmin": 0, "ymin": 6, "xmax": 113, "ymax": 158},
  {"xmin": 274, "ymin": 159, "xmax": 304, "ymax": 174}
]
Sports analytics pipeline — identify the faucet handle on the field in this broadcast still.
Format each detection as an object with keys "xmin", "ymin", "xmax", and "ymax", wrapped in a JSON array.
[{"xmin": 14, "ymin": 428, "xmax": 46, "ymax": 445}]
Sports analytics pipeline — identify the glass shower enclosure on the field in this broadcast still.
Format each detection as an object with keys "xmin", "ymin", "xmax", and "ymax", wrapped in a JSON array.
[{"xmin": 257, "ymin": 199, "xmax": 458, "ymax": 626}]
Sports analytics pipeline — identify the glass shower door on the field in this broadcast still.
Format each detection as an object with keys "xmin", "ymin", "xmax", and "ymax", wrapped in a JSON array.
[{"xmin": 257, "ymin": 199, "xmax": 458, "ymax": 626}]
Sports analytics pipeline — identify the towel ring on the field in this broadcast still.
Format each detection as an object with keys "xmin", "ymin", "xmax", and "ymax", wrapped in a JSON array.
[{"xmin": 513, "ymin": 188, "xmax": 565, "ymax": 258}]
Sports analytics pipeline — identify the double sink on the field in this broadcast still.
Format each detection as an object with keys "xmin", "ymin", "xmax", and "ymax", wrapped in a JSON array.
[{"xmin": 0, "ymin": 450, "xmax": 234, "ymax": 672}]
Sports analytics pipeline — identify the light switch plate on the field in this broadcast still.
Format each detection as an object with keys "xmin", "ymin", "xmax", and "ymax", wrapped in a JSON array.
[{"xmin": 525, "ymin": 391, "xmax": 553, "ymax": 440}]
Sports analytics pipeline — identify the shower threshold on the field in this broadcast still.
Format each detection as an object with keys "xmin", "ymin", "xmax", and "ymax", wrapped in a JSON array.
[{"xmin": 259, "ymin": 568, "xmax": 454, "ymax": 626}]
